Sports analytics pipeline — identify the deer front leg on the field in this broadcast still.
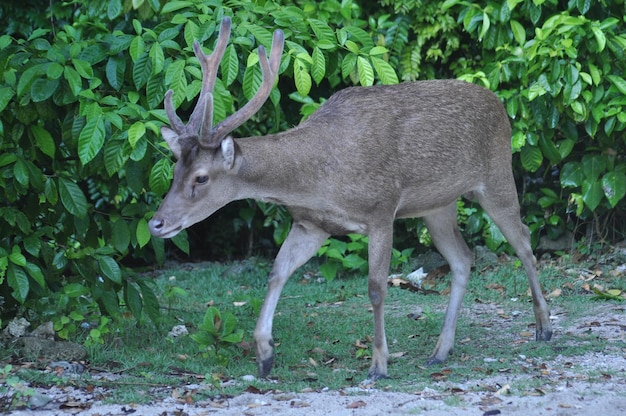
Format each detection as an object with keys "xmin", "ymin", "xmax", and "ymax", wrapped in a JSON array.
[
  {"xmin": 366, "ymin": 225, "xmax": 394, "ymax": 380},
  {"xmin": 254, "ymin": 221, "xmax": 329, "ymax": 378}
]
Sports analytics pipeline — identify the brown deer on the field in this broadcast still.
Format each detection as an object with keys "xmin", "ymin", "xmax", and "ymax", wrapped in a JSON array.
[{"xmin": 149, "ymin": 17, "xmax": 552, "ymax": 380}]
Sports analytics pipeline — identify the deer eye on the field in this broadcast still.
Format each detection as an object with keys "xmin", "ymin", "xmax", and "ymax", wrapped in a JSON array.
[{"xmin": 195, "ymin": 175, "xmax": 209, "ymax": 184}]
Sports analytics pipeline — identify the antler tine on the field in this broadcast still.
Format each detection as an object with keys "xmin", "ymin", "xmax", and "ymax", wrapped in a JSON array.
[
  {"xmin": 162, "ymin": 18, "xmax": 232, "ymax": 138},
  {"xmin": 188, "ymin": 17, "xmax": 232, "ymax": 133},
  {"xmin": 164, "ymin": 90, "xmax": 187, "ymax": 133},
  {"xmin": 207, "ymin": 29, "xmax": 285, "ymax": 145}
]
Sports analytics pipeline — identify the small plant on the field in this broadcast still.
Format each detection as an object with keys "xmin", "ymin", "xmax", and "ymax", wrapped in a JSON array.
[
  {"xmin": 317, "ymin": 234, "xmax": 413, "ymax": 281},
  {"xmin": 0, "ymin": 364, "xmax": 35, "ymax": 411},
  {"xmin": 85, "ymin": 316, "xmax": 112, "ymax": 346},
  {"xmin": 317, "ymin": 234, "xmax": 369, "ymax": 281},
  {"xmin": 191, "ymin": 307, "xmax": 244, "ymax": 367},
  {"xmin": 163, "ymin": 276, "xmax": 188, "ymax": 311}
]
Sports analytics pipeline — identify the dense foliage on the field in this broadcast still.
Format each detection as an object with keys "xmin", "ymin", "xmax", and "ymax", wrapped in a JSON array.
[{"xmin": 0, "ymin": 0, "xmax": 624, "ymax": 332}]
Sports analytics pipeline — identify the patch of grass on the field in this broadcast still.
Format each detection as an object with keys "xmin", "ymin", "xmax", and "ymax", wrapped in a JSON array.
[{"xmin": 5, "ymin": 256, "xmax": 623, "ymax": 406}]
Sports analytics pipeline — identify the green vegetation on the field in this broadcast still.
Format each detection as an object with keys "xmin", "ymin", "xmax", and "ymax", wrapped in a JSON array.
[
  {"xmin": 2, "ymin": 259, "xmax": 623, "ymax": 410},
  {"xmin": 0, "ymin": 0, "xmax": 624, "ymax": 362}
]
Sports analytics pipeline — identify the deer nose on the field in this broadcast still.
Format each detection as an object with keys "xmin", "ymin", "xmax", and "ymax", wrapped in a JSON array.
[{"xmin": 148, "ymin": 217, "xmax": 165, "ymax": 235}]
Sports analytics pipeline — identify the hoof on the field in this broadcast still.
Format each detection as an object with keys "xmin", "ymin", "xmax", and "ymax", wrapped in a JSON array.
[
  {"xmin": 425, "ymin": 356, "xmax": 444, "ymax": 366},
  {"xmin": 366, "ymin": 369, "xmax": 387, "ymax": 381},
  {"xmin": 258, "ymin": 355, "xmax": 274, "ymax": 379},
  {"xmin": 536, "ymin": 328, "xmax": 553, "ymax": 342}
]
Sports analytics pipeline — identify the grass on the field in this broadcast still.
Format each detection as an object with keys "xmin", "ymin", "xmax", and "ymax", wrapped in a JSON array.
[{"xmin": 4, "ymin": 254, "xmax": 625, "ymax": 407}]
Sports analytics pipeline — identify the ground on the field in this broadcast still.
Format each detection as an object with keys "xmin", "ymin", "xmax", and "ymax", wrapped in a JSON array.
[{"xmin": 5, "ymin": 300, "xmax": 625, "ymax": 416}]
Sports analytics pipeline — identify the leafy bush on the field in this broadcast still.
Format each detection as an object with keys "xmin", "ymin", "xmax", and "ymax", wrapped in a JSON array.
[{"xmin": 0, "ymin": 0, "xmax": 624, "ymax": 332}]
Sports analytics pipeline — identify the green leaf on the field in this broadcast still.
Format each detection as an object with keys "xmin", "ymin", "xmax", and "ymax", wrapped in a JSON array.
[
  {"xmin": 72, "ymin": 59, "xmax": 94, "ymax": 79},
  {"xmin": 149, "ymin": 42, "xmax": 165, "ymax": 75},
  {"xmin": 149, "ymin": 157, "xmax": 172, "ymax": 195},
  {"xmin": 520, "ymin": 145, "xmax": 542, "ymax": 172},
  {"xmin": 601, "ymin": 171, "xmax": 626, "ymax": 207},
  {"xmin": 13, "ymin": 158, "xmax": 29, "ymax": 187},
  {"xmin": 136, "ymin": 218, "xmax": 151, "ymax": 248},
  {"xmin": 45, "ymin": 177, "xmax": 58, "ymax": 205},
  {"xmin": 560, "ymin": 162, "xmax": 584, "ymax": 188},
  {"xmin": 0, "ymin": 86, "xmax": 14, "ymax": 113},
  {"xmin": 172, "ymin": 230, "xmax": 189, "ymax": 255},
  {"xmin": 161, "ymin": 1, "xmax": 194, "ymax": 15},
  {"xmin": 78, "ymin": 114, "xmax": 105, "ymax": 165},
  {"xmin": 64, "ymin": 283, "xmax": 90, "ymax": 298},
  {"xmin": 510, "ymin": 20, "xmax": 526, "ymax": 45},
  {"xmin": 111, "ymin": 219, "xmax": 131, "ymax": 253},
  {"xmin": 293, "ymin": 59, "xmax": 312, "ymax": 97},
  {"xmin": 0, "ymin": 153, "xmax": 17, "ymax": 167},
  {"xmin": 104, "ymin": 139, "xmax": 127, "ymax": 177},
  {"xmin": 58, "ymin": 177, "xmax": 88, "ymax": 217},
  {"xmin": 9, "ymin": 246, "xmax": 26, "ymax": 266},
  {"xmin": 607, "ymin": 75, "xmax": 626, "ymax": 96},
  {"xmin": 125, "ymin": 282, "xmax": 143, "ymax": 319},
  {"xmin": 370, "ymin": 56, "xmax": 398, "ymax": 85},
  {"xmin": 64, "ymin": 66, "xmax": 83, "ymax": 96},
  {"xmin": 128, "ymin": 121, "xmax": 146, "ymax": 148},
  {"xmin": 98, "ymin": 256, "xmax": 122, "ymax": 284},
  {"xmin": 138, "ymin": 281, "xmax": 161, "ymax": 323},
  {"xmin": 357, "ymin": 56, "xmax": 374, "ymax": 86},
  {"xmin": 538, "ymin": 135, "xmax": 561, "ymax": 164},
  {"xmin": 308, "ymin": 19, "xmax": 336, "ymax": 44},
  {"xmin": 311, "ymin": 47, "xmax": 325, "ymax": 85},
  {"xmin": 17, "ymin": 63, "xmax": 47, "ymax": 98},
  {"xmin": 24, "ymin": 262, "xmax": 45, "ymax": 288},
  {"xmin": 30, "ymin": 77, "xmax": 59, "ymax": 102},
  {"xmin": 221, "ymin": 45, "xmax": 239, "ymax": 87},
  {"xmin": 581, "ymin": 154, "xmax": 606, "ymax": 181},
  {"xmin": 129, "ymin": 36, "xmax": 145, "ymax": 62},
  {"xmin": 319, "ymin": 261, "xmax": 339, "ymax": 281},
  {"xmin": 100, "ymin": 290, "xmax": 121, "ymax": 317},
  {"xmin": 591, "ymin": 25, "xmax": 606, "ymax": 52},
  {"xmin": 31, "ymin": 125, "xmax": 55, "ymax": 158},
  {"xmin": 7, "ymin": 263, "xmax": 29, "ymax": 303},
  {"xmin": 106, "ymin": 56, "xmax": 126, "ymax": 91},
  {"xmin": 243, "ymin": 23, "xmax": 274, "ymax": 49},
  {"xmin": 582, "ymin": 180, "xmax": 603, "ymax": 211},
  {"xmin": 479, "ymin": 12, "xmax": 491, "ymax": 40},
  {"xmin": 132, "ymin": 52, "xmax": 152, "ymax": 89},
  {"xmin": 107, "ymin": 0, "xmax": 122, "ymax": 19}
]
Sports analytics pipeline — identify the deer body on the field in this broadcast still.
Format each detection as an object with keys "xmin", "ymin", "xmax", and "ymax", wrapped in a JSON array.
[{"xmin": 149, "ymin": 18, "xmax": 552, "ymax": 380}]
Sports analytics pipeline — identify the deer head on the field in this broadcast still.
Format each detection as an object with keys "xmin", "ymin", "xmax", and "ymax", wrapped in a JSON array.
[{"xmin": 149, "ymin": 17, "xmax": 284, "ymax": 238}]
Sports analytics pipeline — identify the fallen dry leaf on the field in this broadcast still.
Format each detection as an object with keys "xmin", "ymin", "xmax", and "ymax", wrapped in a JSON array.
[
  {"xmin": 355, "ymin": 339, "xmax": 369, "ymax": 349},
  {"xmin": 346, "ymin": 400, "xmax": 367, "ymax": 409},
  {"xmin": 548, "ymin": 288, "xmax": 562, "ymax": 298},
  {"xmin": 430, "ymin": 372, "xmax": 447, "ymax": 381}
]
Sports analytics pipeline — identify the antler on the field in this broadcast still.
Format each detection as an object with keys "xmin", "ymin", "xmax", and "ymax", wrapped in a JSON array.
[
  {"xmin": 163, "ymin": 17, "xmax": 285, "ymax": 149},
  {"xmin": 203, "ymin": 29, "xmax": 284, "ymax": 146},
  {"xmin": 164, "ymin": 17, "xmax": 232, "ymax": 138}
]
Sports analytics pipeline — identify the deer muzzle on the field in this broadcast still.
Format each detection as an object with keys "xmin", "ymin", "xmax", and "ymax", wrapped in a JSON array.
[{"xmin": 148, "ymin": 216, "xmax": 182, "ymax": 239}]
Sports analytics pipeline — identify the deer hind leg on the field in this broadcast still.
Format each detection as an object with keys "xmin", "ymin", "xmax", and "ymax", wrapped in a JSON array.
[
  {"xmin": 366, "ymin": 224, "xmax": 394, "ymax": 380},
  {"xmin": 254, "ymin": 221, "xmax": 329, "ymax": 378},
  {"xmin": 477, "ymin": 183, "xmax": 552, "ymax": 342},
  {"xmin": 423, "ymin": 202, "xmax": 473, "ymax": 365}
]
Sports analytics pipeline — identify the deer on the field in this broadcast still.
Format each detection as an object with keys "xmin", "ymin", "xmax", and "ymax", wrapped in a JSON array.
[{"xmin": 148, "ymin": 17, "xmax": 552, "ymax": 381}]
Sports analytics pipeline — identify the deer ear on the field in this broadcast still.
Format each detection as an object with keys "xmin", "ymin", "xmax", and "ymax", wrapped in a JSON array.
[
  {"xmin": 161, "ymin": 126, "xmax": 182, "ymax": 160},
  {"xmin": 221, "ymin": 136, "xmax": 235, "ymax": 169}
]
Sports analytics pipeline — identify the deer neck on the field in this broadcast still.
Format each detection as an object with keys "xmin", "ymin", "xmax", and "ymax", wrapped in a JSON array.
[{"xmin": 233, "ymin": 131, "xmax": 311, "ymax": 205}]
